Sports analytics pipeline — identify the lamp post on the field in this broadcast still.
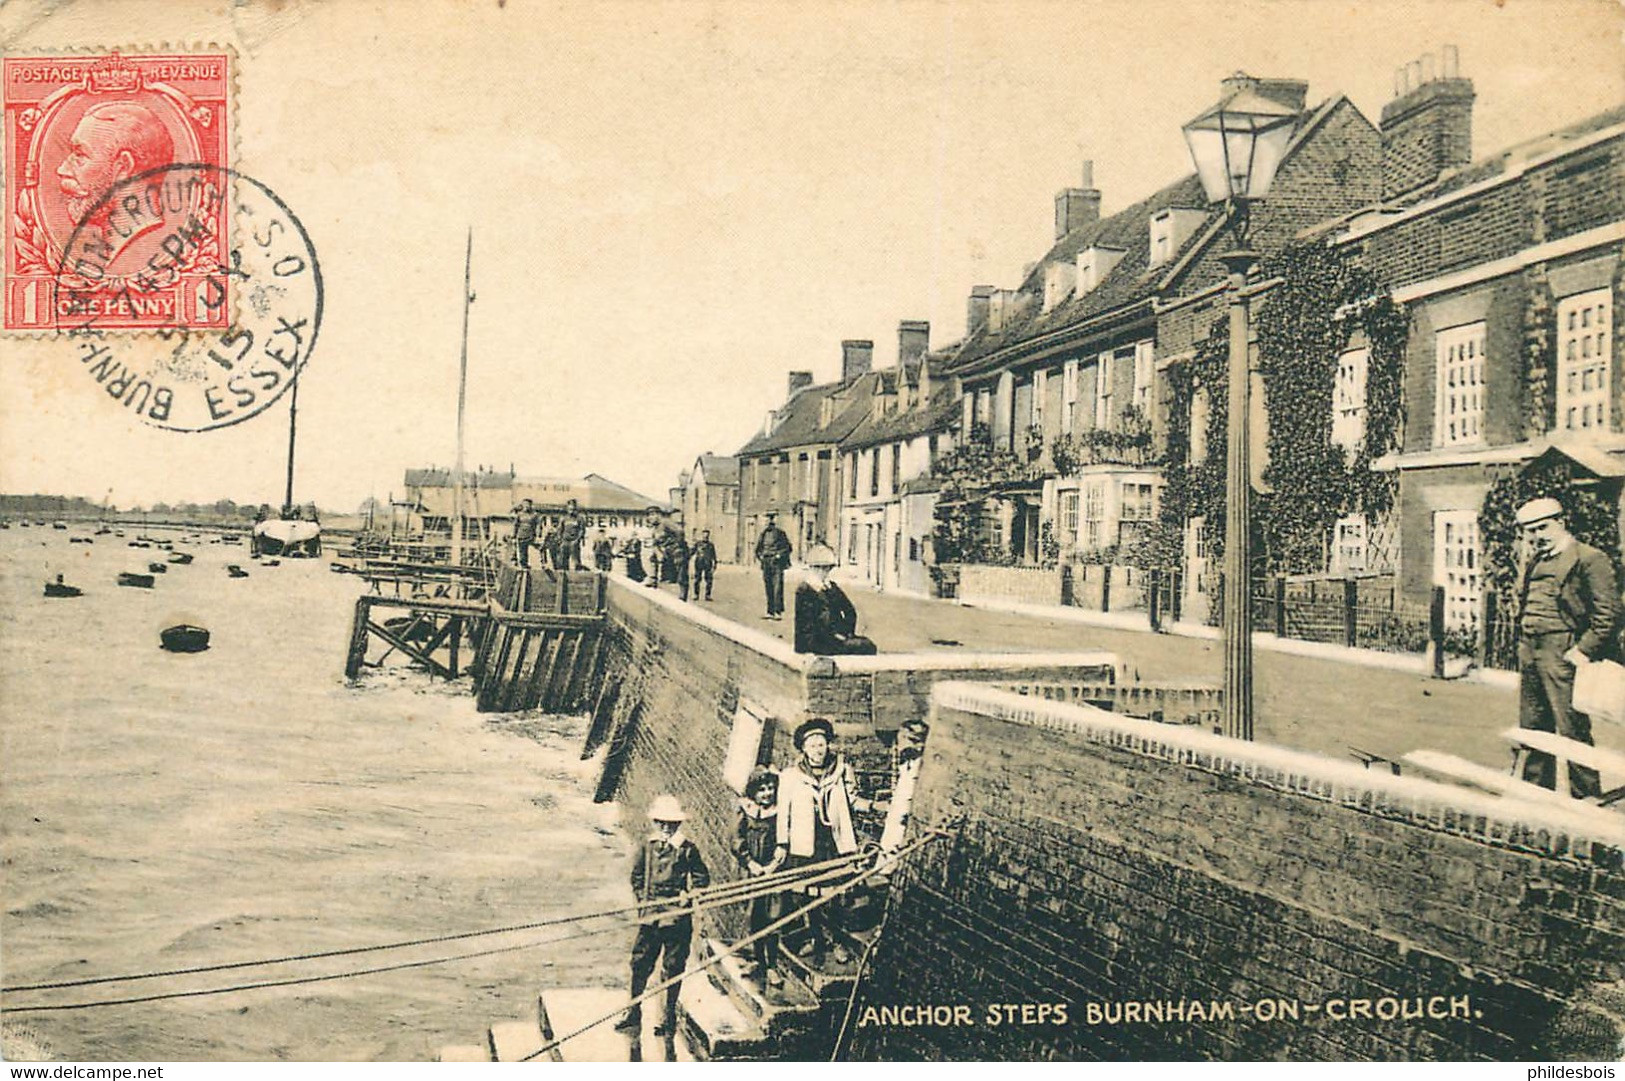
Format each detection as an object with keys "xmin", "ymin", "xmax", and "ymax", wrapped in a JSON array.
[{"xmin": 1182, "ymin": 79, "xmax": 1298, "ymax": 741}]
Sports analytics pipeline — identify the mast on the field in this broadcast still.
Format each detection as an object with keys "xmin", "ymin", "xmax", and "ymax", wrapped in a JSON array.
[
  {"xmin": 451, "ymin": 228, "xmax": 473, "ymax": 566},
  {"xmin": 283, "ymin": 370, "xmax": 299, "ymax": 515}
]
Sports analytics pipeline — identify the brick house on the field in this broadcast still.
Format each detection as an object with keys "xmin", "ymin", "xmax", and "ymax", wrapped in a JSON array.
[
  {"xmin": 1323, "ymin": 56, "xmax": 1625, "ymax": 630},
  {"xmin": 837, "ymin": 321, "xmax": 964, "ymax": 595},
  {"xmin": 948, "ymin": 72, "xmax": 1381, "ymax": 603},
  {"xmin": 679, "ymin": 453, "xmax": 741, "ymax": 562},
  {"xmin": 735, "ymin": 342, "xmax": 885, "ymax": 564}
]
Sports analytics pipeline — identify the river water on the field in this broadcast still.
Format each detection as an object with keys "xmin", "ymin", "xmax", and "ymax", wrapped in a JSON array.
[{"xmin": 0, "ymin": 525, "xmax": 631, "ymax": 1061}]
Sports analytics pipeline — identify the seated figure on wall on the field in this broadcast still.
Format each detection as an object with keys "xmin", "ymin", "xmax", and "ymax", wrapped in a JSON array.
[{"xmin": 794, "ymin": 544, "xmax": 877, "ymax": 656}]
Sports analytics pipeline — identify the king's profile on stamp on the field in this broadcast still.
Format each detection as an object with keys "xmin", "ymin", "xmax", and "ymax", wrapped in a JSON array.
[{"xmin": 3, "ymin": 51, "xmax": 232, "ymax": 331}]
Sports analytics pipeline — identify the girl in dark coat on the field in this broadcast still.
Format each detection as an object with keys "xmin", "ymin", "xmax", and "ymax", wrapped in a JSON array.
[{"xmin": 736, "ymin": 768, "xmax": 785, "ymax": 987}]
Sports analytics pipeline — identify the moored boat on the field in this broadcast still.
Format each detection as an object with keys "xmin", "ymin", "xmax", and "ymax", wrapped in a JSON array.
[
  {"xmin": 118, "ymin": 572, "xmax": 155, "ymax": 588},
  {"xmin": 159, "ymin": 624, "xmax": 210, "ymax": 653},
  {"xmin": 147, "ymin": 562, "xmax": 169, "ymax": 574},
  {"xmin": 252, "ymin": 518, "xmax": 321, "ymax": 558},
  {"xmin": 168, "ymin": 551, "xmax": 194, "ymax": 564},
  {"xmin": 226, "ymin": 564, "xmax": 249, "ymax": 578},
  {"xmin": 44, "ymin": 576, "xmax": 82, "ymax": 598}
]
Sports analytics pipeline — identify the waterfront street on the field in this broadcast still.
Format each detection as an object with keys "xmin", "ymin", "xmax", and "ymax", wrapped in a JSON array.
[{"xmin": 681, "ymin": 564, "xmax": 1554, "ymax": 775}]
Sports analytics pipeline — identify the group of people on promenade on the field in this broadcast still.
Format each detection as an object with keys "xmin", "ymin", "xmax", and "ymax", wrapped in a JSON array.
[
  {"xmin": 509, "ymin": 497, "xmax": 588, "ymax": 572},
  {"xmin": 754, "ymin": 509, "xmax": 877, "ymax": 656},
  {"xmin": 616, "ymin": 715, "xmax": 929, "ymax": 1037},
  {"xmin": 512, "ymin": 502, "xmax": 880, "ymax": 658}
]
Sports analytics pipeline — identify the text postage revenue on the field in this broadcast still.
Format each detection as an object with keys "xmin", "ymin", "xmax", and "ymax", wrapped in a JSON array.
[{"xmin": 4, "ymin": 51, "xmax": 232, "ymax": 331}]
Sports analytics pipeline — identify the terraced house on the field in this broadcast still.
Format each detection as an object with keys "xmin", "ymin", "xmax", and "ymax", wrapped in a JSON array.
[
  {"xmin": 947, "ymin": 71, "xmax": 1382, "ymax": 618},
  {"xmin": 679, "ymin": 453, "xmax": 741, "ymax": 562},
  {"xmin": 836, "ymin": 321, "xmax": 964, "ymax": 595},
  {"xmin": 1324, "ymin": 64, "xmax": 1625, "ymax": 645},
  {"xmin": 735, "ymin": 341, "xmax": 886, "ymax": 563}
]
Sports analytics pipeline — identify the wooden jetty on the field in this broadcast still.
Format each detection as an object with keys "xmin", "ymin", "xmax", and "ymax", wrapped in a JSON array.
[{"xmin": 344, "ymin": 564, "xmax": 609, "ymax": 715}]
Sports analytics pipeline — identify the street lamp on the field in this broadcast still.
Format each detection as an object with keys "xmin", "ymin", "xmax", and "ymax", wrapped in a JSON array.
[{"xmin": 1182, "ymin": 79, "xmax": 1297, "ymax": 741}]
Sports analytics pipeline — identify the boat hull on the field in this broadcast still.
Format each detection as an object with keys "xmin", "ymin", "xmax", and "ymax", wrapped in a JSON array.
[
  {"xmin": 252, "ymin": 520, "xmax": 321, "ymax": 557},
  {"xmin": 160, "ymin": 625, "xmax": 211, "ymax": 653}
]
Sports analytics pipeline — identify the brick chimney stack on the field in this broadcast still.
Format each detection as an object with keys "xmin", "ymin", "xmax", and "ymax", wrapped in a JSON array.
[
  {"xmin": 1054, "ymin": 160, "xmax": 1102, "ymax": 239},
  {"xmin": 966, "ymin": 285, "xmax": 995, "ymax": 335},
  {"xmin": 841, "ymin": 340, "xmax": 874, "ymax": 384},
  {"xmin": 897, "ymin": 320, "xmax": 930, "ymax": 369},
  {"xmin": 786, "ymin": 370, "xmax": 814, "ymax": 400},
  {"xmin": 1380, "ymin": 45, "xmax": 1474, "ymax": 200}
]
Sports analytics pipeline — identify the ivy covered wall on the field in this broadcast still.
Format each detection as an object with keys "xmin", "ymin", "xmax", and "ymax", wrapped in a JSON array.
[{"xmin": 1159, "ymin": 240, "xmax": 1409, "ymax": 575}]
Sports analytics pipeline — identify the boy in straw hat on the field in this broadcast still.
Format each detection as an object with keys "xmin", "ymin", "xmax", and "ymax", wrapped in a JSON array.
[
  {"xmin": 618, "ymin": 794, "xmax": 711, "ymax": 1036},
  {"xmin": 1513, "ymin": 496, "xmax": 1619, "ymax": 796}
]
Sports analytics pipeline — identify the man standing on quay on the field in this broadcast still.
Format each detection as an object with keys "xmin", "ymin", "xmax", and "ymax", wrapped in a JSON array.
[
  {"xmin": 554, "ymin": 498, "xmax": 587, "ymax": 570},
  {"xmin": 510, "ymin": 498, "xmax": 540, "ymax": 568},
  {"xmin": 1514, "ymin": 496, "xmax": 1619, "ymax": 797},
  {"xmin": 754, "ymin": 511, "xmax": 792, "ymax": 620},
  {"xmin": 691, "ymin": 529, "xmax": 717, "ymax": 601}
]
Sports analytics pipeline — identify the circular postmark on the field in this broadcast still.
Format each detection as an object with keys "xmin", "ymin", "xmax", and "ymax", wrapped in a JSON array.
[{"xmin": 54, "ymin": 163, "xmax": 322, "ymax": 432}]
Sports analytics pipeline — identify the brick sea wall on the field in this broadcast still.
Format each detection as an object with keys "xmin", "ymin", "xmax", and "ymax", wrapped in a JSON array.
[
  {"xmin": 847, "ymin": 683, "xmax": 1625, "ymax": 1061},
  {"xmin": 591, "ymin": 579, "xmax": 1120, "ymax": 940}
]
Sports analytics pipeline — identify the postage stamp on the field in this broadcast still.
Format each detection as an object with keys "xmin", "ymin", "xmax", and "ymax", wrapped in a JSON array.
[
  {"xmin": 3, "ymin": 51, "xmax": 232, "ymax": 331},
  {"xmin": 59, "ymin": 163, "xmax": 322, "ymax": 431}
]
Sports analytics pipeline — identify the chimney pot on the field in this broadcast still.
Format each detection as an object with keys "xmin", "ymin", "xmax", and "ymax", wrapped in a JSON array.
[
  {"xmin": 787, "ymin": 370, "xmax": 814, "ymax": 400},
  {"xmin": 1380, "ymin": 48, "xmax": 1474, "ymax": 199},
  {"xmin": 1443, "ymin": 44, "xmax": 1459, "ymax": 78},
  {"xmin": 1081, "ymin": 159, "xmax": 1094, "ymax": 187}
]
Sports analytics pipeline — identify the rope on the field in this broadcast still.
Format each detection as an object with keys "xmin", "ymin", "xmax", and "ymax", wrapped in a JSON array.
[
  {"xmin": 1, "ymin": 850, "xmax": 866, "ymax": 995},
  {"xmin": 828, "ymin": 867, "xmax": 897, "ymax": 1061},
  {"xmin": 519, "ymin": 832, "xmax": 941, "ymax": 1061},
  {"xmin": 0, "ymin": 855, "xmax": 868, "ymax": 1014},
  {"xmin": 0, "ymin": 922, "xmax": 619, "ymax": 1015}
]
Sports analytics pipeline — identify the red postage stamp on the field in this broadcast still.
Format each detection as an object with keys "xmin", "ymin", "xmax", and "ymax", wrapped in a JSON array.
[{"xmin": 4, "ymin": 51, "xmax": 232, "ymax": 332}]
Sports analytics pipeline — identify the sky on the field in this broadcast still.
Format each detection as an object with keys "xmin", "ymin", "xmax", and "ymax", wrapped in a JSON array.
[{"xmin": 1, "ymin": 0, "xmax": 1622, "ymax": 512}]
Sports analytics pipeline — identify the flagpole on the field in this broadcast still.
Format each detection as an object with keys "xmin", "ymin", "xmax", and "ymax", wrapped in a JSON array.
[{"xmin": 452, "ymin": 228, "xmax": 472, "ymax": 566}]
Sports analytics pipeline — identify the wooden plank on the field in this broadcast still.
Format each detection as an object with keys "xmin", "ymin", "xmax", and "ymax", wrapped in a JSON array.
[
  {"xmin": 344, "ymin": 596, "xmax": 372, "ymax": 679},
  {"xmin": 497, "ymin": 627, "xmax": 535, "ymax": 713},
  {"xmin": 495, "ymin": 611, "xmax": 603, "ymax": 630},
  {"xmin": 1500, "ymin": 727, "xmax": 1625, "ymax": 781},
  {"xmin": 365, "ymin": 620, "xmax": 455, "ymax": 680},
  {"xmin": 469, "ymin": 615, "xmax": 497, "ymax": 687},
  {"xmin": 417, "ymin": 615, "xmax": 457, "ymax": 661},
  {"xmin": 544, "ymin": 632, "xmax": 583, "ymax": 713},
  {"xmin": 524, "ymin": 631, "xmax": 564, "ymax": 711},
  {"xmin": 477, "ymin": 626, "xmax": 516, "ymax": 711},
  {"xmin": 359, "ymin": 594, "xmax": 489, "ymax": 617},
  {"xmin": 1401, "ymin": 750, "xmax": 1579, "ymax": 807},
  {"xmin": 499, "ymin": 629, "xmax": 538, "ymax": 713},
  {"xmin": 566, "ymin": 630, "xmax": 605, "ymax": 713}
]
